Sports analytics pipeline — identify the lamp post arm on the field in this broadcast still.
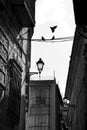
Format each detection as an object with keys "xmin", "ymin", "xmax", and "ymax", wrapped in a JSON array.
[{"xmin": 29, "ymin": 72, "xmax": 38, "ymax": 76}]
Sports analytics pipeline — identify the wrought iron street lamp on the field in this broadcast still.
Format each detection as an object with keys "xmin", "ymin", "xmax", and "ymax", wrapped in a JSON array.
[
  {"xmin": 36, "ymin": 58, "xmax": 44, "ymax": 79},
  {"xmin": 63, "ymin": 98, "xmax": 75, "ymax": 108}
]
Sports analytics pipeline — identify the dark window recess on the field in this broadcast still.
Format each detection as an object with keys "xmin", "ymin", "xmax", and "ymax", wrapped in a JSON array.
[
  {"xmin": 83, "ymin": 44, "xmax": 87, "ymax": 56},
  {"xmin": 0, "ymin": 1, "xmax": 4, "ymax": 11},
  {"xmin": 7, "ymin": 59, "xmax": 22, "ymax": 126},
  {"xmin": 36, "ymin": 96, "xmax": 46, "ymax": 105}
]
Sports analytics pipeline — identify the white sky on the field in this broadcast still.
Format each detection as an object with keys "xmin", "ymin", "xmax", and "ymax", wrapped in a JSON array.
[{"xmin": 30, "ymin": 0, "xmax": 76, "ymax": 97}]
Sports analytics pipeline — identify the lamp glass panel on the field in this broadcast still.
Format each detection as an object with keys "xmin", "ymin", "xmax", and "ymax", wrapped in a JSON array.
[{"xmin": 37, "ymin": 63, "xmax": 43, "ymax": 71}]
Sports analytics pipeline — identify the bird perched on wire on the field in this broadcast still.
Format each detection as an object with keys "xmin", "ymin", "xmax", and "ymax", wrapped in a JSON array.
[
  {"xmin": 50, "ymin": 25, "xmax": 57, "ymax": 33},
  {"xmin": 51, "ymin": 35, "xmax": 55, "ymax": 40},
  {"xmin": 41, "ymin": 36, "xmax": 45, "ymax": 41}
]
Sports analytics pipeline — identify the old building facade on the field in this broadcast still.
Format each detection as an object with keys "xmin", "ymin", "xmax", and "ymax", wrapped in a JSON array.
[
  {"xmin": 63, "ymin": 1, "xmax": 87, "ymax": 129},
  {"xmin": 26, "ymin": 79, "xmax": 63, "ymax": 130},
  {"xmin": 0, "ymin": 1, "xmax": 36, "ymax": 130},
  {"xmin": 64, "ymin": 25, "xmax": 87, "ymax": 130}
]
